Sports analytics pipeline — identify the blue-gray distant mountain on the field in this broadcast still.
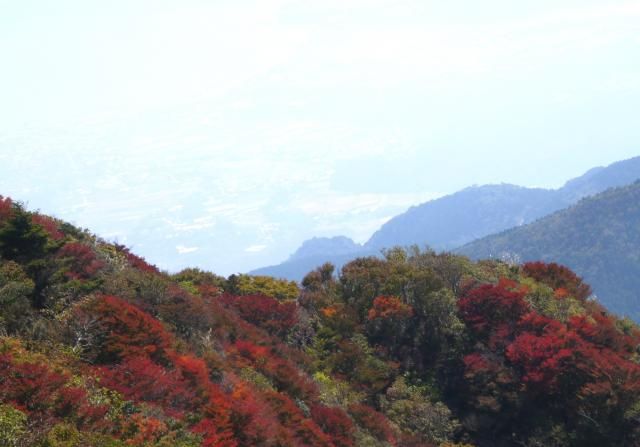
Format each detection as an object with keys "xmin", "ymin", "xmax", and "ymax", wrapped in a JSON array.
[
  {"xmin": 365, "ymin": 184, "xmax": 558, "ymax": 251},
  {"xmin": 250, "ymin": 156, "xmax": 640, "ymax": 281},
  {"xmin": 458, "ymin": 181, "xmax": 640, "ymax": 320},
  {"xmin": 250, "ymin": 237, "xmax": 376, "ymax": 280},
  {"xmin": 366, "ymin": 156, "xmax": 640, "ymax": 251},
  {"xmin": 288, "ymin": 236, "xmax": 364, "ymax": 261}
]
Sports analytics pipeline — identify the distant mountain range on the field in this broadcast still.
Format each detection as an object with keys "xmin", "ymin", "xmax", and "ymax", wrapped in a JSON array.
[
  {"xmin": 458, "ymin": 181, "xmax": 640, "ymax": 320},
  {"xmin": 251, "ymin": 156, "xmax": 640, "ymax": 290},
  {"xmin": 251, "ymin": 236, "xmax": 377, "ymax": 283}
]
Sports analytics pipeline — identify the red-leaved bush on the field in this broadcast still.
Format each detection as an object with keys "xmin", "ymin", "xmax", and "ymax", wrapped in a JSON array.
[
  {"xmin": 57, "ymin": 242, "xmax": 104, "ymax": 280},
  {"xmin": 91, "ymin": 295, "xmax": 174, "ymax": 363},
  {"xmin": 310, "ymin": 404, "xmax": 355, "ymax": 447},
  {"xmin": 522, "ymin": 261, "xmax": 592, "ymax": 301},
  {"xmin": 460, "ymin": 275, "xmax": 640, "ymax": 436},
  {"xmin": 219, "ymin": 294, "xmax": 298, "ymax": 337},
  {"xmin": 228, "ymin": 340, "xmax": 319, "ymax": 400},
  {"xmin": 0, "ymin": 353, "xmax": 108, "ymax": 424},
  {"xmin": 31, "ymin": 213, "xmax": 65, "ymax": 241},
  {"xmin": 458, "ymin": 278, "xmax": 530, "ymax": 347},
  {"xmin": 97, "ymin": 356, "xmax": 199, "ymax": 416},
  {"xmin": 263, "ymin": 391, "xmax": 333, "ymax": 447}
]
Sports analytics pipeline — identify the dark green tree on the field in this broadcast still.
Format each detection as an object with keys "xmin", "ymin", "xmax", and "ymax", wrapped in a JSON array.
[{"xmin": 0, "ymin": 204, "xmax": 50, "ymax": 263}]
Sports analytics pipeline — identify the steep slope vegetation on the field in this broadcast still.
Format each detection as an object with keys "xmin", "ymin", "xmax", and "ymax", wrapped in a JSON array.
[
  {"xmin": 459, "ymin": 182, "xmax": 640, "ymax": 320},
  {"xmin": 1, "ymin": 195, "xmax": 640, "ymax": 446}
]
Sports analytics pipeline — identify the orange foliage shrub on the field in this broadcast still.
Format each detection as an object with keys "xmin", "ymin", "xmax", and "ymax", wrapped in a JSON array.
[{"xmin": 367, "ymin": 296, "xmax": 413, "ymax": 321}]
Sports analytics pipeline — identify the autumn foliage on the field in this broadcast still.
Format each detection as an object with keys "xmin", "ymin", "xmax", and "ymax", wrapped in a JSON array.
[
  {"xmin": 1, "ymin": 198, "xmax": 640, "ymax": 446},
  {"xmin": 57, "ymin": 241, "xmax": 105, "ymax": 279},
  {"xmin": 459, "ymin": 275, "xmax": 640, "ymax": 444},
  {"xmin": 0, "ymin": 195, "xmax": 13, "ymax": 221},
  {"xmin": 31, "ymin": 213, "xmax": 65, "ymax": 241},
  {"xmin": 310, "ymin": 404, "xmax": 355, "ymax": 447},
  {"xmin": 522, "ymin": 261, "xmax": 592, "ymax": 301},
  {"xmin": 0, "ymin": 348, "xmax": 108, "ymax": 427},
  {"xmin": 91, "ymin": 295, "xmax": 174, "ymax": 363},
  {"xmin": 367, "ymin": 295, "xmax": 413, "ymax": 321},
  {"xmin": 219, "ymin": 294, "xmax": 298, "ymax": 337}
]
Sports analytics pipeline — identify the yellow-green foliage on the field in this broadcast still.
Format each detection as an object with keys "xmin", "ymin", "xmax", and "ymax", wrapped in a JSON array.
[
  {"xmin": 86, "ymin": 383, "xmax": 129, "ymax": 422},
  {"xmin": 353, "ymin": 428, "xmax": 393, "ymax": 447},
  {"xmin": 94, "ymin": 243, "xmax": 130, "ymax": 272},
  {"xmin": 43, "ymin": 423, "xmax": 81, "ymax": 447},
  {"xmin": 239, "ymin": 367, "xmax": 275, "ymax": 391},
  {"xmin": 381, "ymin": 377, "xmax": 459, "ymax": 445},
  {"xmin": 313, "ymin": 371, "xmax": 364, "ymax": 407},
  {"xmin": 0, "ymin": 404, "xmax": 27, "ymax": 447},
  {"xmin": 232, "ymin": 274, "xmax": 299, "ymax": 301},
  {"xmin": 521, "ymin": 278, "xmax": 585, "ymax": 322},
  {"xmin": 177, "ymin": 280, "xmax": 199, "ymax": 296}
]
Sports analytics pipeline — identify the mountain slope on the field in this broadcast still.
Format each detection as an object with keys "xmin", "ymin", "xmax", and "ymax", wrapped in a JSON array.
[
  {"xmin": 252, "ymin": 155, "xmax": 640, "ymax": 281},
  {"xmin": 2, "ymin": 195, "xmax": 640, "ymax": 446},
  {"xmin": 250, "ymin": 236, "xmax": 375, "ymax": 279},
  {"xmin": 3, "ymin": 196, "xmax": 640, "ymax": 446},
  {"xmin": 458, "ymin": 181, "xmax": 640, "ymax": 320},
  {"xmin": 288, "ymin": 236, "xmax": 365, "ymax": 261},
  {"xmin": 365, "ymin": 184, "xmax": 559, "ymax": 251},
  {"xmin": 366, "ymin": 155, "xmax": 640, "ymax": 252},
  {"xmin": 559, "ymin": 156, "xmax": 640, "ymax": 202}
]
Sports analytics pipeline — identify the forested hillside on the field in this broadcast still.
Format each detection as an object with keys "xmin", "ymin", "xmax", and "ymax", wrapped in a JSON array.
[
  {"xmin": 1, "ymin": 195, "xmax": 640, "ymax": 446},
  {"xmin": 459, "ymin": 182, "xmax": 640, "ymax": 320}
]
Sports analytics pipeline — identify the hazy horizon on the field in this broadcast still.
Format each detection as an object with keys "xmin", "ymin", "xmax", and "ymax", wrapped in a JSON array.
[{"xmin": 1, "ymin": 0, "xmax": 639, "ymax": 275}]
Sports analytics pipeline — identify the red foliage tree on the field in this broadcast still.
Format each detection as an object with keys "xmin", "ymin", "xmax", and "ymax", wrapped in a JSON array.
[
  {"xmin": 219, "ymin": 294, "xmax": 298, "ymax": 337},
  {"xmin": 505, "ymin": 321, "xmax": 576, "ymax": 390},
  {"xmin": 263, "ymin": 391, "xmax": 334, "ymax": 447},
  {"xmin": 228, "ymin": 340, "xmax": 319, "ymax": 400},
  {"xmin": 505, "ymin": 309, "xmax": 639, "ymax": 391},
  {"xmin": 0, "ymin": 353, "xmax": 67, "ymax": 413},
  {"xmin": 192, "ymin": 418, "xmax": 238, "ymax": 447},
  {"xmin": 173, "ymin": 354, "xmax": 210, "ymax": 390},
  {"xmin": 569, "ymin": 310, "xmax": 640, "ymax": 354},
  {"xmin": 57, "ymin": 242, "xmax": 104, "ymax": 280},
  {"xmin": 97, "ymin": 356, "xmax": 199, "ymax": 416},
  {"xmin": 0, "ymin": 353, "xmax": 108, "ymax": 425},
  {"xmin": 310, "ymin": 404, "xmax": 355, "ymax": 447},
  {"xmin": 458, "ymin": 278, "xmax": 530, "ymax": 347},
  {"xmin": 522, "ymin": 261, "xmax": 592, "ymax": 301},
  {"xmin": 197, "ymin": 384, "xmax": 237, "ymax": 447},
  {"xmin": 91, "ymin": 295, "xmax": 174, "ymax": 363},
  {"xmin": 224, "ymin": 378, "xmax": 288, "ymax": 446}
]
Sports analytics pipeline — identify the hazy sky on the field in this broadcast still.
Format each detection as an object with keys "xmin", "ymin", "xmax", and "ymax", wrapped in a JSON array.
[{"xmin": 1, "ymin": 0, "xmax": 639, "ymax": 275}]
